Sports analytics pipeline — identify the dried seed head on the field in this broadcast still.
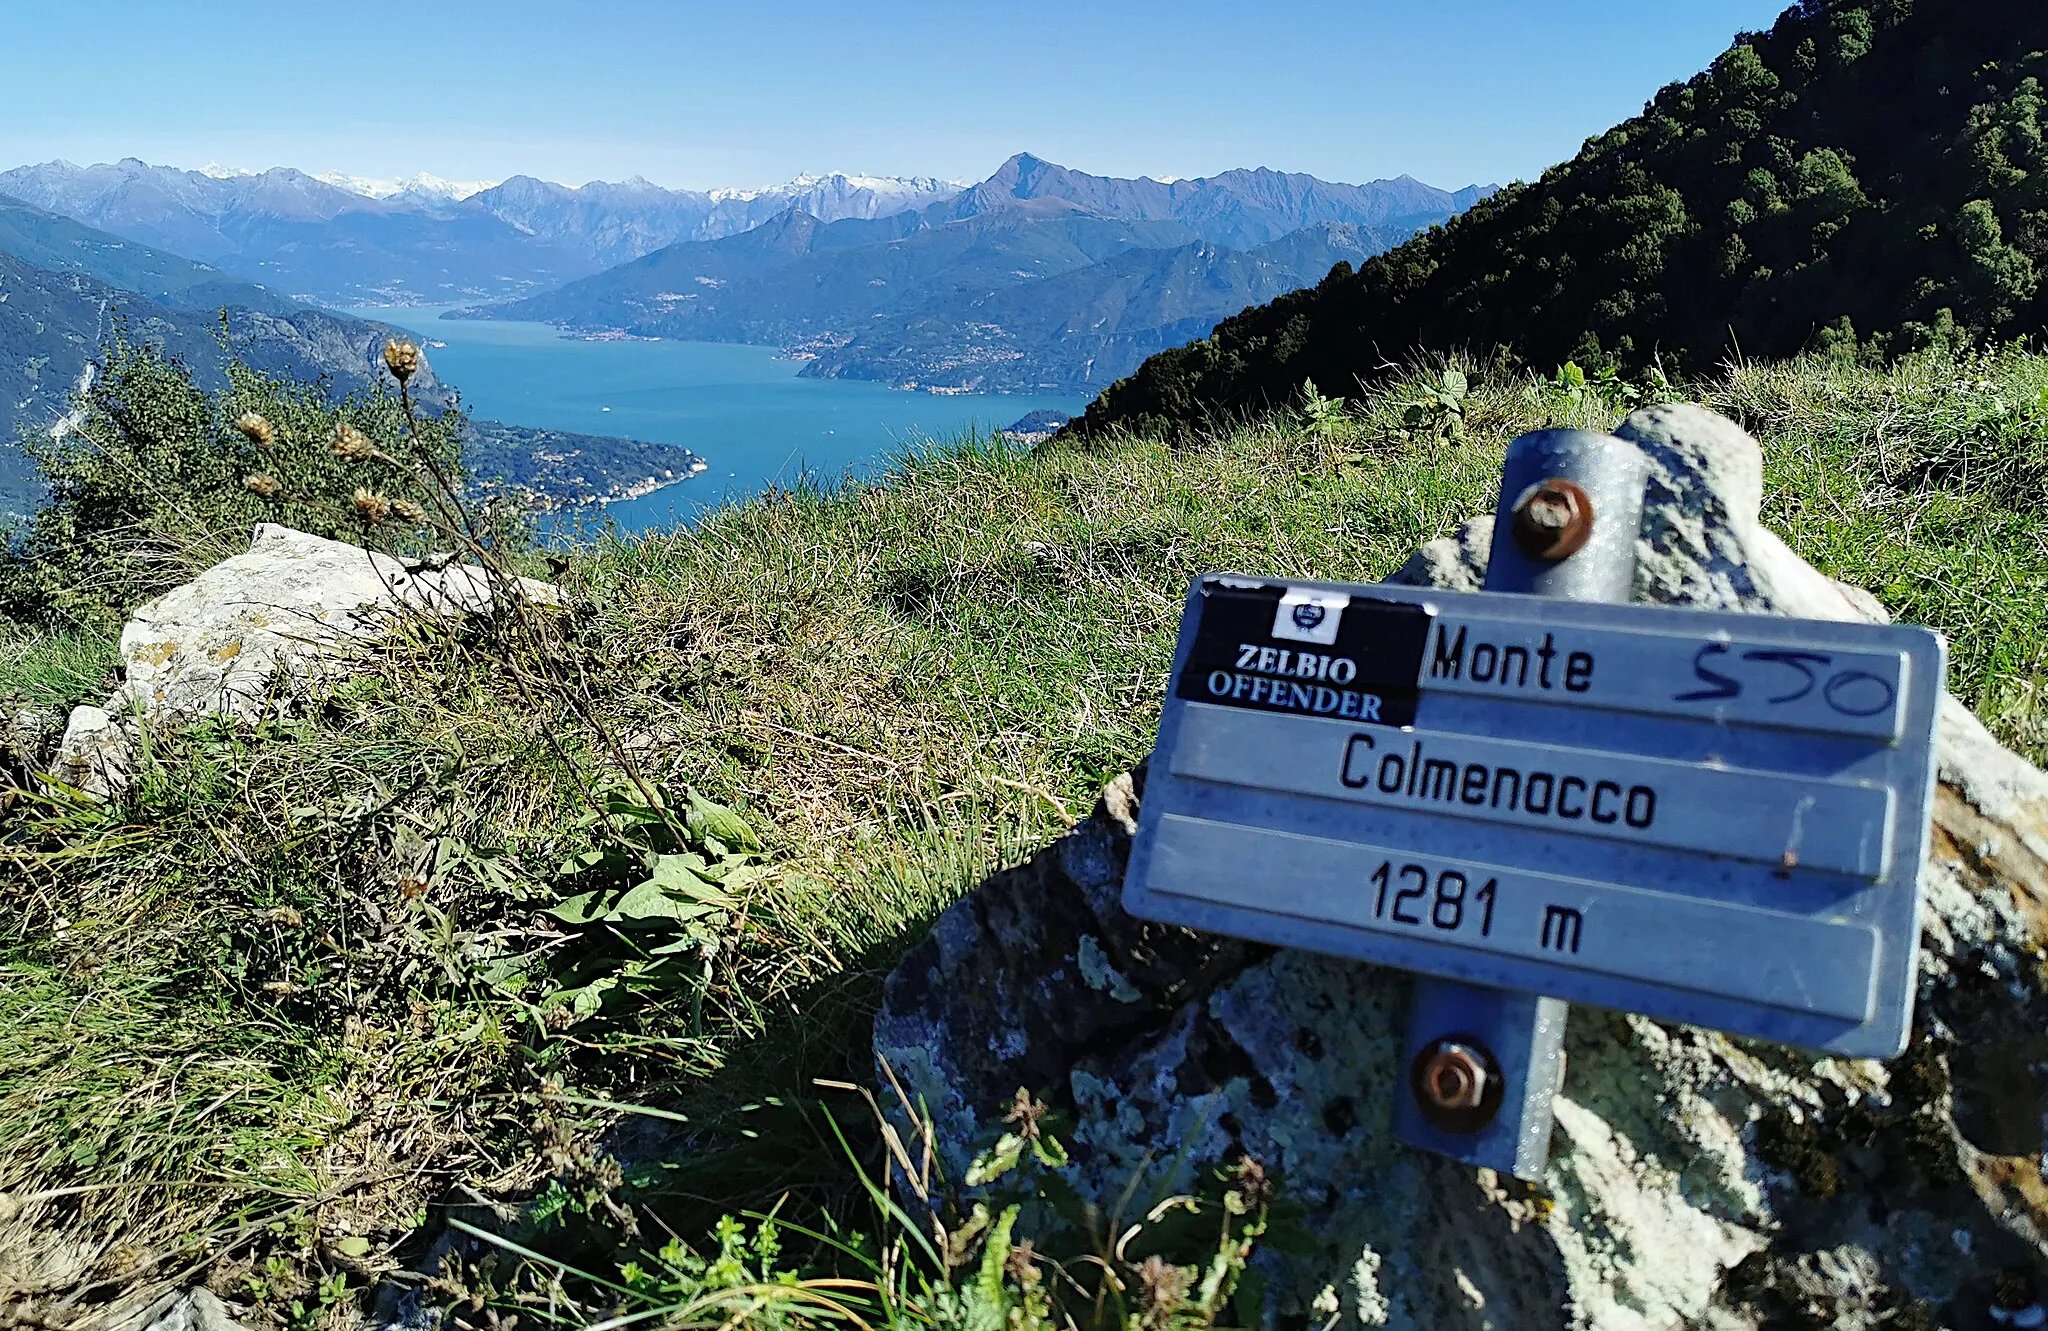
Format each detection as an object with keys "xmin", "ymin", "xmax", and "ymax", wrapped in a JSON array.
[
  {"xmin": 382, "ymin": 339, "xmax": 422, "ymax": 382},
  {"xmin": 389, "ymin": 497, "xmax": 427, "ymax": 525},
  {"xmin": 330, "ymin": 422, "xmax": 377, "ymax": 461},
  {"xmin": 1136, "ymin": 1255, "xmax": 1189, "ymax": 1313},
  {"xmin": 1004, "ymin": 1238, "xmax": 1041, "ymax": 1288},
  {"xmin": 243, "ymin": 472, "xmax": 283, "ymax": 498},
  {"xmin": 235, "ymin": 411, "xmax": 277, "ymax": 449},
  {"xmin": 352, "ymin": 488, "xmax": 393, "ymax": 524},
  {"xmin": 1003, "ymin": 1087, "xmax": 1048, "ymax": 1141}
]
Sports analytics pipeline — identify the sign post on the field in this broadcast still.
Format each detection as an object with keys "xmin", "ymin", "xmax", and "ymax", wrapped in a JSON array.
[
  {"xmin": 1121, "ymin": 429, "xmax": 1944, "ymax": 1180},
  {"xmin": 1394, "ymin": 428, "xmax": 1647, "ymax": 1179}
]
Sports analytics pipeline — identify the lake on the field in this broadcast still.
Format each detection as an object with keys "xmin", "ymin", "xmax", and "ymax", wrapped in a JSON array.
[{"xmin": 354, "ymin": 307, "xmax": 1088, "ymax": 534}]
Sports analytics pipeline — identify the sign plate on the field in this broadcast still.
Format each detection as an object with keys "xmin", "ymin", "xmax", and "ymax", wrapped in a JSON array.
[{"xmin": 1123, "ymin": 575, "xmax": 1946, "ymax": 1057}]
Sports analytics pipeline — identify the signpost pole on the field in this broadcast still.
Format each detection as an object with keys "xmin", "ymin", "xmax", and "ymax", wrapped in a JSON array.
[{"xmin": 1390, "ymin": 428, "xmax": 1650, "ymax": 1180}]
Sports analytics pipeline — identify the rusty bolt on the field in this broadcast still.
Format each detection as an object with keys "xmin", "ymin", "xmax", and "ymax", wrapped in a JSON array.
[
  {"xmin": 1419, "ymin": 1042, "xmax": 1489, "ymax": 1111},
  {"xmin": 1410, "ymin": 1037, "xmax": 1504, "ymax": 1134},
  {"xmin": 1510, "ymin": 477, "xmax": 1594, "ymax": 562}
]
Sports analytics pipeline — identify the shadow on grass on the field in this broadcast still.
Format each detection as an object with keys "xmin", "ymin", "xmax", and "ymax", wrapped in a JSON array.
[{"xmin": 426, "ymin": 804, "xmax": 1051, "ymax": 1280}]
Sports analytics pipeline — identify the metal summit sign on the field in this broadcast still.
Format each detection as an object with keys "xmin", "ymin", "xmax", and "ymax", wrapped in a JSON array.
[
  {"xmin": 1120, "ymin": 426, "xmax": 1946, "ymax": 1179},
  {"xmin": 1124, "ymin": 575, "xmax": 1943, "ymax": 1058}
]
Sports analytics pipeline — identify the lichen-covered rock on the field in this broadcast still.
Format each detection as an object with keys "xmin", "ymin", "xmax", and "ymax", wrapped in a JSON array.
[
  {"xmin": 46, "ymin": 523, "xmax": 558, "ymax": 799},
  {"xmin": 46, "ymin": 705, "xmax": 132, "ymax": 800},
  {"xmin": 876, "ymin": 404, "xmax": 2048, "ymax": 1329}
]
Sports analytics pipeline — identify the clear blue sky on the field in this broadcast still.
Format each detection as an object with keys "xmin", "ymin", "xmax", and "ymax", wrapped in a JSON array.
[{"xmin": 0, "ymin": 0, "xmax": 1793, "ymax": 191}]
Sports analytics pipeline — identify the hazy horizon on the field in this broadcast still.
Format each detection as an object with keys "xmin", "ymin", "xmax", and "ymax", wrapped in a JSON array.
[{"xmin": 0, "ymin": 152, "xmax": 1495, "ymax": 199}]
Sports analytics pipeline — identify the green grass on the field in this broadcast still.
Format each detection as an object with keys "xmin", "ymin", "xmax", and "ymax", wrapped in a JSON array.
[
  {"xmin": 1709, "ymin": 348, "xmax": 2048, "ymax": 759},
  {"xmin": 3, "ymin": 346, "xmax": 2047, "ymax": 1323},
  {"xmin": 0, "ymin": 626, "xmax": 115, "ymax": 709}
]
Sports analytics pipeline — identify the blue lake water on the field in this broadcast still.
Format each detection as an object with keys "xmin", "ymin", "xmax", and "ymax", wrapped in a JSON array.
[{"xmin": 353, "ymin": 307, "xmax": 1088, "ymax": 534}]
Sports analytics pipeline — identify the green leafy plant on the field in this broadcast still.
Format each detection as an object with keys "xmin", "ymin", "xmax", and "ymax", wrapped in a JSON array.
[
  {"xmin": 1400, "ymin": 367, "xmax": 1469, "ymax": 440},
  {"xmin": 1295, "ymin": 379, "xmax": 1350, "ymax": 439},
  {"xmin": 0, "ymin": 336, "xmax": 482, "ymax": 632},
  {"xmin": 1545, "ymin": 359, "xmax": 1649, "ymax": 418},
  {"xmin": 528, "ymin": 783, "xmax": 767, "ymax": 1041}
]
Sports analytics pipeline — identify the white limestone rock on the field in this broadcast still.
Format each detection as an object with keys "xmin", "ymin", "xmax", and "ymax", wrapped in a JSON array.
[
  {"xmin": 46, "ymin": 523, "xmax": 558, "ymax": 799},
  {"xmin": 47, "ymin": 705, "xmax": 131, "ymax": 800}
]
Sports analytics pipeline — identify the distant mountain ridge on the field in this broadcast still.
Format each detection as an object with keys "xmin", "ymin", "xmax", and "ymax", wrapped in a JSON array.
[
  {"xmin": 484, "ymin": 201, "xmax": 1205, "ymax": 345},
  {"xmin": 482, "ymin": 153, "xmax": 1494, "ymax": 392},
  {"xmin": 0, "ymin": 188, "xmax": 451, "ymax": 411},
  {"xmin": 800, "ymin": 223, "xmax": 1394, "ymax": 392},
  {"xmin": 947, "ymin": 153, "xmax": 1490, "ymax": 247},
  {"xmin": 311, "ymin": 169, "xmax": 499, "ymax": 202},
  {"xmin": 462, "ymin": 171, "xmax": 966, "ymax": 272},
  {"xmin": 0, "ymin": 159, "xmax": 967, "ymax": 304},
  {"xmin": 0, "ymin": 193, "xmax": 301, "ymax": 318}
]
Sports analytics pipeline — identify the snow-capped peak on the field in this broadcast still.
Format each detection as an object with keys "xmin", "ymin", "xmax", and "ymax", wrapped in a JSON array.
[
  {"xmin": 313, "ymin": 170, "xmax": 498, "ymax": 201},
  {"xmin": 708, "ymin": 172, "xmax": 967, "ymax": 203},
  {"xmin": 199, "ymin": 161, "xmax": 255, "ymax": 179}
]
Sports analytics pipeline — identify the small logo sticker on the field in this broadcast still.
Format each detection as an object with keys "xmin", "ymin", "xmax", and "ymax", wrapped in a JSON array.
[{"xmin": 1273, "ymin": 587, "xmax": 1347, "ymax": 645}]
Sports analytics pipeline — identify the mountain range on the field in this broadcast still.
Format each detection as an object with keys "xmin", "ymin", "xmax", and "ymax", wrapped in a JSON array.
[
  {"xmin": 945, "ymin": 153, "xmax": 1491, "ymax": 247},
  {"xmin": 478, "ymin": 154, "xmax": 1492, "ymax": 392},
  {"xmin": 0, "ymin": 160, "xmax": 966, "ymax": 304},
  {"xmin": 799, "ymin": 225, "xmax": 1391, "ymax": 392}
]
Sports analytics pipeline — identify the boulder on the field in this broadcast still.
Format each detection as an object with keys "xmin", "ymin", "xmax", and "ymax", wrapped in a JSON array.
[
  {"xmin": 875, "ymin": 405, "xmax": 2048, "ymax": 1328},
  {"xmin": 47, "ymin": 523, "xmax": 558, "ymax": 799}
]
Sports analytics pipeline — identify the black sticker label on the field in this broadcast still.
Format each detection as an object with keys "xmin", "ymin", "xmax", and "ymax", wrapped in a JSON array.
[{"xmin": 1174, "ymin": 579, "xmax": 1432, "ymax": 726}]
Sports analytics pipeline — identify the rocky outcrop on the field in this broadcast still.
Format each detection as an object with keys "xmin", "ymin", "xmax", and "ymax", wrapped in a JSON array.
[
  {"xmin": 875, "ymin": 405, "xmax": 2048, "ymax": 1328},
  {"xmin": 47, "ymin": 523, "xmax": 557, "ymax": 799}
]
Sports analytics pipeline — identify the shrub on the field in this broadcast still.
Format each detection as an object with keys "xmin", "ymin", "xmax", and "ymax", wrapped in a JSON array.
[{"xmin": 0, "ymin": 332, "xmax": 502, "ymax": 631}]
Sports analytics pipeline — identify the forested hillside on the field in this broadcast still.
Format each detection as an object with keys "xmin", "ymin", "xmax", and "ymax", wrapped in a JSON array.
[
  {"xmin": 1073, "ymin": 0, "xmax": 2048, "ymax": 437},
  {"xmin": 0, "ymin": 223, "xmax": 449, "ymax": 513},
  {"xmin": 799, "ymin": 224, "xmax": 1386, "ymax": 391}
]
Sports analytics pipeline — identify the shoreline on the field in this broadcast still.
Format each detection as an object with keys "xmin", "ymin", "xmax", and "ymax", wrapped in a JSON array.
[{"xmin": 518, "ymin": 459, "xmax": 711, "ymax": 513}]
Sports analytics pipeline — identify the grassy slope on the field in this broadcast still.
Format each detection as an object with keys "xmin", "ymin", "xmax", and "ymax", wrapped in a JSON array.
[{"xmin": 2, "ymin": 347, "xmax": 2046, "ymax": 1317}]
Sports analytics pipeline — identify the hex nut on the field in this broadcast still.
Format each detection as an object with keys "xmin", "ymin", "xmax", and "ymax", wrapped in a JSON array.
[
  {"xmin": 1420, "ymin": 1042, "xmax": 1489, "ymax": 1110},
  {"xmin": 1410, "ymin": 1036, "xmax": 1506, "ymax": 1134}
]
